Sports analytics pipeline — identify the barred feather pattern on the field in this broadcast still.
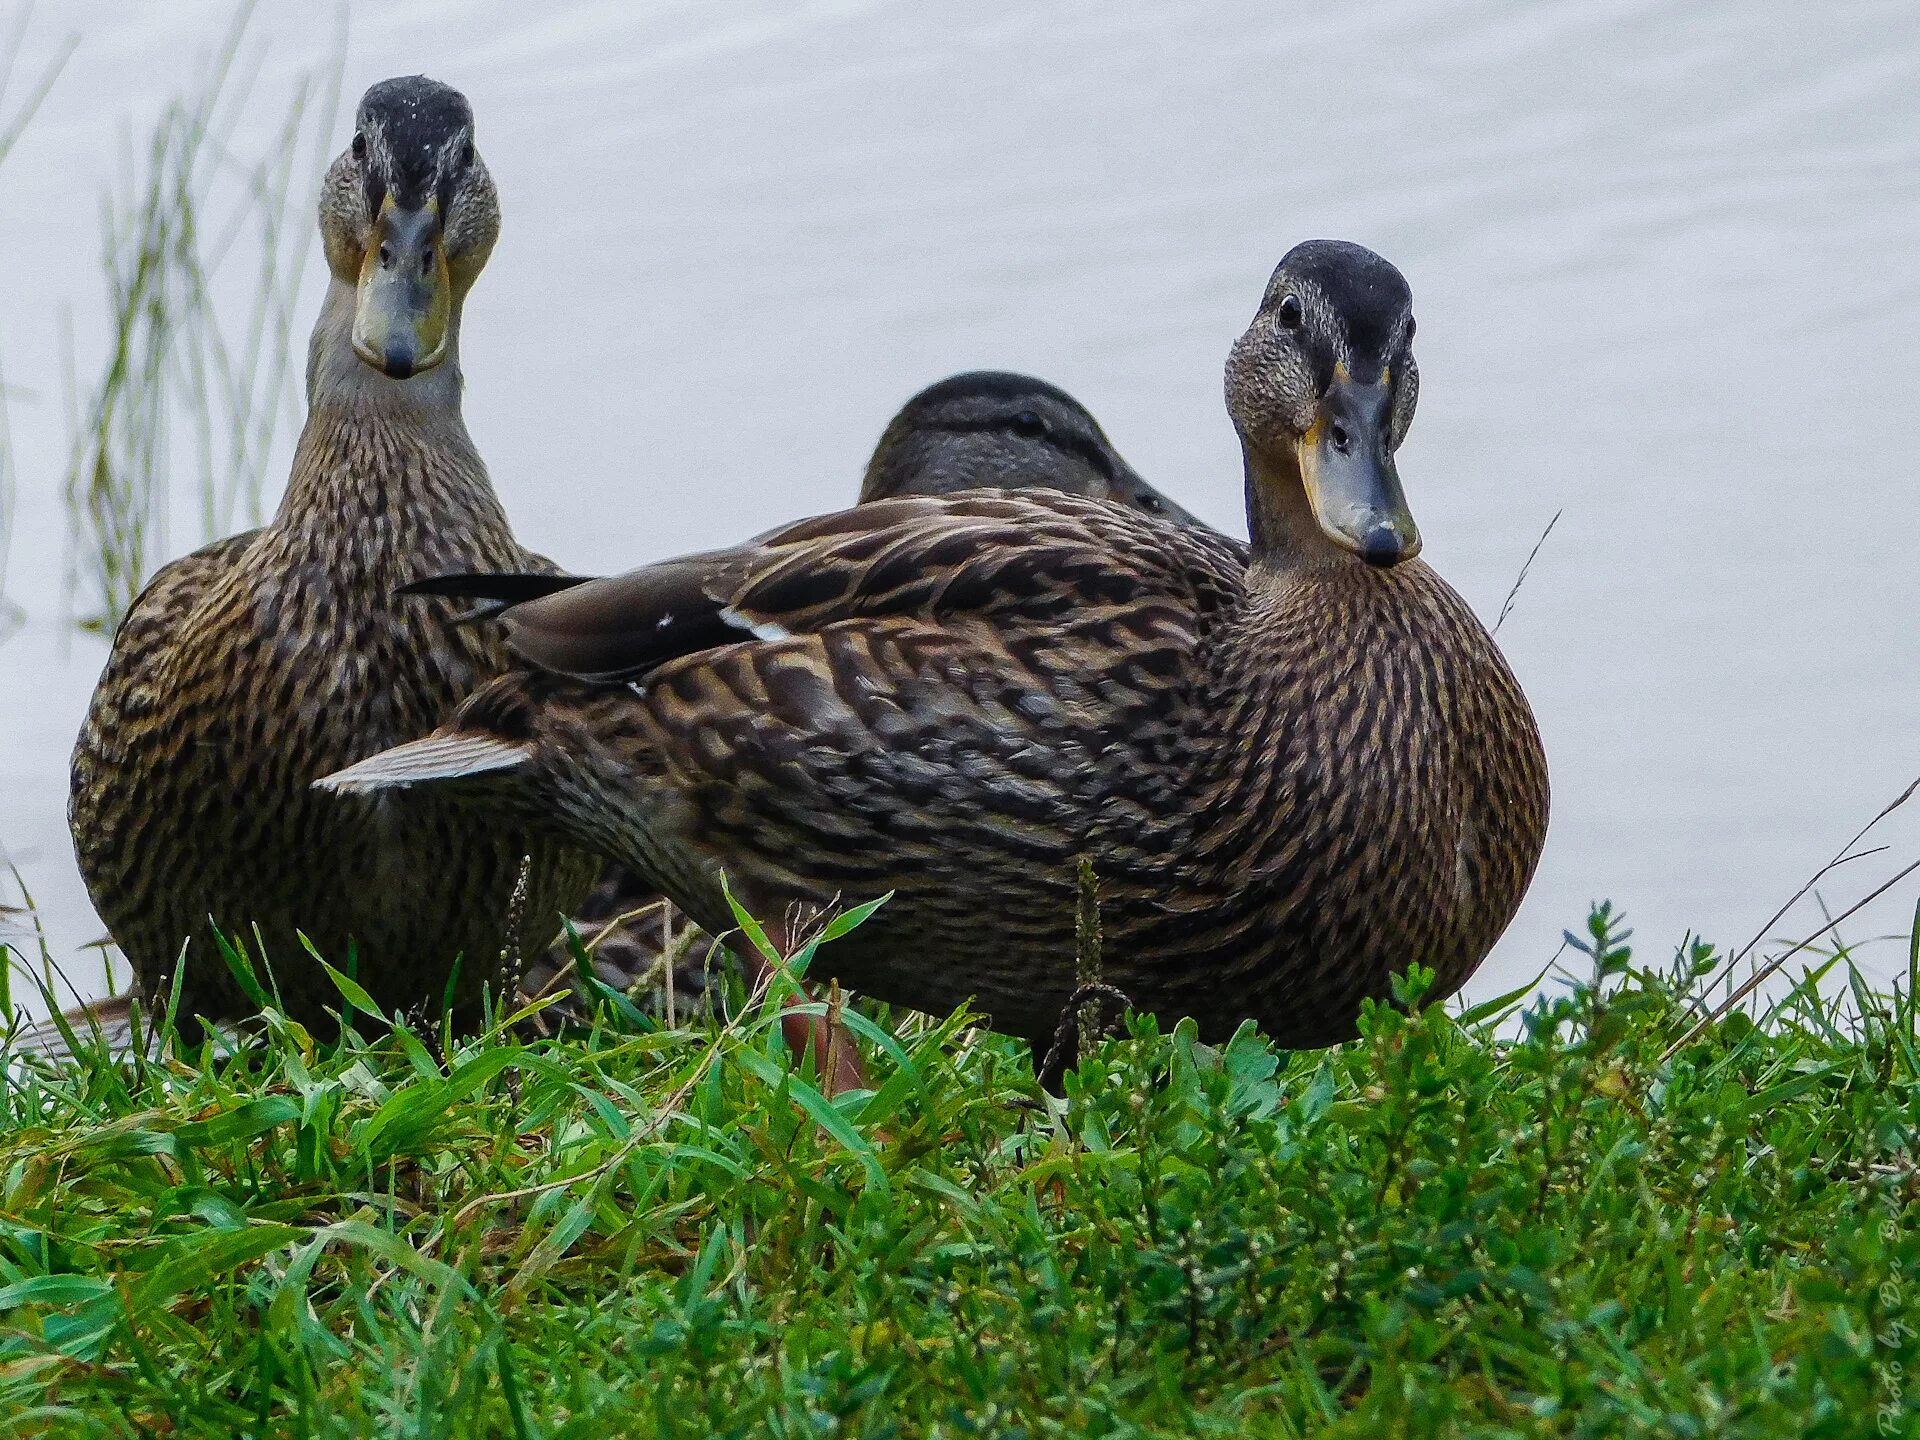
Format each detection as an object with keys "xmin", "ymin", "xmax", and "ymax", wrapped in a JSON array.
[
  {"xmin": 428, "ymin": 491, "xmax": 1546, "ymax": 1050},
  {"xmin": 69, "ymin": 403, "xmax": 597, "ymax": 1031}
]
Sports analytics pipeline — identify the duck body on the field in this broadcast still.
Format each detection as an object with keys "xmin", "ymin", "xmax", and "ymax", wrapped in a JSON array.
[
  {"xmin": 525, "ymin": 369, "xmax": 1220, "ymax": 1009},
  {"xmin": 69, "ymin": 78, "xmax": 594, "ymax": 1032},
  {"xmin": 71, "ymin": 385, "xmax": 585, "ymax": 1026},
  {"xmin": 324, "ymin": 241, "xmax": 1548, "ymax": 1055},
  {"xmin": 338, "ymin": 491, "xmax": 1542, "ymax": 1051}
]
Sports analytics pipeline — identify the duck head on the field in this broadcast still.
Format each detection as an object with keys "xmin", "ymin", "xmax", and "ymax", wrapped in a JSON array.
[
  {"xmin": 1228, "ymin": 240, "xmax": 1421, "ymax": 569},
  {"xmin": 860, "ymin": 371, "xmax": 1205, "ymax": 528},
  {"xmin": 319, "ymin": 76, "xmax": 497, "ymax": 380}
]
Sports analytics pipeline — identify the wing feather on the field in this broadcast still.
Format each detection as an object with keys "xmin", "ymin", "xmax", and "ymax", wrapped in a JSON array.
[{"xmin": 487, "ymin": 494, "xmax": 1248, "ymax": 683}]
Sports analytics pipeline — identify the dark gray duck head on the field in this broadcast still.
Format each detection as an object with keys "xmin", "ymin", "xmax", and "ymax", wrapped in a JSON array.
[
  {"xmin": 1227, "ymin": 240, "xmax": 1422, "ymax": 568},
  {"xmin": 859, "ymin": 370, "xmax": 1207, "ymax": 529},
  {"xmin": 319, "ymin": 75, "xmax": 499, "ymax": 380}
]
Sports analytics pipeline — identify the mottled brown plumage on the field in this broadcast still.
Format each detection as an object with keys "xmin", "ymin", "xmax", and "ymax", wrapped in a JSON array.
[
  {"xmin": 526, "ymin": 370, "xmax": 1220, "ymax": 1009},
  {"xmin": 70, "ymin": 77, "xmax": 594, "ymax": 1033},
  {"xmin": 325, "ymin": 241, "xmax": 1548, "ymax": 1057}
]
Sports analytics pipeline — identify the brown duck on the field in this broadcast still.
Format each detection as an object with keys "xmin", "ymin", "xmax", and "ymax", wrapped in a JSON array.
[
  {"xmin": 533, "ymin": 368, "xmax": 1215, "ymax": 1006},
  {"xmin": 323, "ymin": 240, "xmax": 1548, "ymax": 1071},
  {"xmin": 41, "ymin": 371, "xmax": 1201, "ymax": 1053},
  {"xmin": 69, "ymin": 77, "xmax": 594, "ymax": 1036}
]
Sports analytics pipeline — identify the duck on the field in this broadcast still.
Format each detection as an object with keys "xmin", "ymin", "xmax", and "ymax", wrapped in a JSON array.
[
  {"xmin": 526, "ymin": 369, "xmax": 1217, "ymax": 1009},
  {"xmin": 320, "ymin": 240, "xmax": 1549, "ymax": 1081},
  {"xmin": 857, "ymin": 371, "xmax": 1205, "ymax": 524},
  {"xmin": 36, "ymin": 366, "xmax": 1201, "ymax": 1056},
  {"xmin": 68, "ymin": 76, "xmax": 596, "ymax": 1039}
]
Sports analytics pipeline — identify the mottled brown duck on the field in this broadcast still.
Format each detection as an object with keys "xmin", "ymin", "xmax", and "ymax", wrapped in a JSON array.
[
  {"xmin": 529, "ymin": 369, "xmax": 1217, "ymax": 1009},
  {"xmin": 69, "ymin": 76, "xmax": 594, "ymax": 1038},
  {"xmin": 323, "ymin": 240, "xmax": 1549, "ymax": 1081}
]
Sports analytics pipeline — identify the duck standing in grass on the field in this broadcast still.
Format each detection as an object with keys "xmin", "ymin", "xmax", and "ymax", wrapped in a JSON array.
[
  {"xmin": 69, "ymin": 77, "xmax": 594, "ymax": 1037},
  {"xmin": 531, "ymin": 369, "xmax": 1214, "ymax": 1007},
  {"xmin": 324, "ymin": 240, "xmax": 1549, "ymax": 1080}
]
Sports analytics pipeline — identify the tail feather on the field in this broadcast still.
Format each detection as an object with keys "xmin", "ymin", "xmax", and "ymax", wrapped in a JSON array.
[
  {"xmin": 9, "ymin": 993, "xmax": 140, "ymax": 1064},
  {"xmin": 10, "ymin": 995, "xmax": 251, "ymax": 1068},
  {"xmin": 316, "ymin": 734, "xmax": 532, "ymax": 795},
  {"xmin": 396, "ymin": 572, "xmax": 596, "ymax": 628}
]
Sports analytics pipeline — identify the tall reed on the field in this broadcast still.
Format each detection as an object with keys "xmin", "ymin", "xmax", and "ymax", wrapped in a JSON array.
[
  {"xmin": 0, "ymin": 5, "xmax": 74, "ymax": 644},
  {"xmin": 62, "ymin": 3, "xmax": 340, "ymax": 634}
]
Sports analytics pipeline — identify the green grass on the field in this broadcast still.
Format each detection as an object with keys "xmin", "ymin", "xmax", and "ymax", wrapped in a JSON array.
[{"xmin": 1, "ymin": 905, "xmax": 1916, "ymax": 1437}]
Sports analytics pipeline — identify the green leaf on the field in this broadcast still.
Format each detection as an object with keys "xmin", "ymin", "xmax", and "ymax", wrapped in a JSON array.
[
  {"xmin": 211, "ymin": 925, "xmax": 269, "ymax": 1009},
  {"xmin": 317, "ymin": 1220, "xmax": 473, "ymax": 1297},
  {"xmin": 733, "ymin": 1047, "xmax": 884, "ymax": 1187},
  {"xmin": 129, "ymin": 1223, "xmax": 307, "ymax": 1313},
  {"xmin": 1295, "ymin": 1057, "xmax": 1338, "ymax": 1124},
  {"xmin": 446, "ymin": 1046, "xmax": 520, "ymax": 1103},
  {"xmin": 171, "ymin": 1096, "xmax": 300, "ymax": 1148},
  {"xmin": 721, "ymin": 874, "xmax": 781, "ymax": 964},
  {"xmin": 318, "ymin": 958, "xmax": 383, "ymax": 1019},
  {"xmin": 356, "ymin": 1079, "xmax": 455, "ymax": 1163},
  {"xmin": 1458, "ymin": 966, "xmax": 1551, "ymax": 1026},
  {"xmin": 0, "ymin": 1274, "xmax": 116, "ymax": 1311},
  {"xmin": 1738, "ymin": 1064, "xmax": 1841, "ymax": 1118},
  {"xmin": 814, "ymin": 894, "xmax": 892, "ymax": 946},
  {"xmin": 906, "ymin": 1167, "xmax": 983, "ymax": 1220}
]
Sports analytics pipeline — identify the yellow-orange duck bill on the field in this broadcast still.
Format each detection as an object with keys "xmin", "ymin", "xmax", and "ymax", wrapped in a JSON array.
[
  {"xmin": 1298, "ymin": 375, "xmax": 1421, "ymax": 567},
  {"xmin": 351, "ymin": 194, "xmax": 452, "ymax": 379}
]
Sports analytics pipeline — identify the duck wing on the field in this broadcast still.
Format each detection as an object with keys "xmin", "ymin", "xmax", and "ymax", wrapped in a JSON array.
[{"xmin": 473, "ymin": 493, "xmax": 1249, "ymax": 683}]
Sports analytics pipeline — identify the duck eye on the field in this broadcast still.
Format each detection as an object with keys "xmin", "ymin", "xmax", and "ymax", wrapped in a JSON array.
[
  {"xmin": 460, "ymin": 140, "xmax": 475, "ymax": 167},
  {"xmin": 1278, "ymin": 294, "xmax": 1303, "ymax": 329},
  {"xmin": 1405, "ymin": 315, "xmax": 1416, "ymax": 343},
  {"xmin": 1137, "ymin": 492, "xmax": 1163, "ymax": 514},
  {"xmin": 351, "ymin": 131, "xmax": 366, "ymax": 159},
  {"xmin": 1010, "ymin": 411, "xmax": 1046, "ymax": 439}
]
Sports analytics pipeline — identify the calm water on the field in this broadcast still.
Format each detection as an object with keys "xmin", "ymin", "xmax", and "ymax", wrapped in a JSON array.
[{"xmin": 3, "ymin": 1, "xmax": 1918, "ymax": 1017}]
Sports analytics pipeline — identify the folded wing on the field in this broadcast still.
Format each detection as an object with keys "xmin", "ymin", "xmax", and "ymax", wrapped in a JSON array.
[{"xmin": 442, "ymin": 493, "xmax": 1249, "ymax": 683}]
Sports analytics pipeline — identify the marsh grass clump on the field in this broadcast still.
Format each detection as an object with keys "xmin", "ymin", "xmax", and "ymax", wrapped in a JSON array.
[
  {"xmin": 60, "ymin": 5, "xmax": 338, "ymax": 634},
  {"xmin": 0, "ymin": 903, "xmax": 1915, "ymax": 1436}
]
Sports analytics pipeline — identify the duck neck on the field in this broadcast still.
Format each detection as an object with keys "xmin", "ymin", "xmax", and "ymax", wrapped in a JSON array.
[
  {"xmin": 1241, "ymin": 442, "xmax": 1360, "ymax": 578},
  {"xmin": 302, "ymin": 277, "xmax": 470, "ymax": 434},
  {"xmin": 273, "ymin": 278, "xmax": 512, "ymax": 555}
]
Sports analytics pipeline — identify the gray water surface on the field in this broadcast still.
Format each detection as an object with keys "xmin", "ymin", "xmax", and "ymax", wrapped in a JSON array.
[{"xmin": 3, "ymin": 1, "xmax": 1917, "ymax": 1016}]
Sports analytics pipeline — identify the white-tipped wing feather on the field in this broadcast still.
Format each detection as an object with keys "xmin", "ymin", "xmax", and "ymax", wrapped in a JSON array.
[{"xmin": 317, "ymin": 734, "xmax": 531, "ymax": 794}]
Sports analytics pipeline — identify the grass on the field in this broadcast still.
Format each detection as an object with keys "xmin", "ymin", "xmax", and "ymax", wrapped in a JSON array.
[
  {"xmin": 60, "ymin": 2, "xmax": 338, "ymax": 634},
  {"xmin": 0, "ymin": 904, "xmax": 1916, "ymax": 1437}
]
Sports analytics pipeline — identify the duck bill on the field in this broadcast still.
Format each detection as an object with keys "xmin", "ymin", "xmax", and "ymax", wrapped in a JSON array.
[
  {"xmin": 352, "ymin": 195, "xmax": 452, "ymax": 379},
  {"xmin": 1298, "ymin": 378, "xmax": 1421, "ymax": 567}
]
